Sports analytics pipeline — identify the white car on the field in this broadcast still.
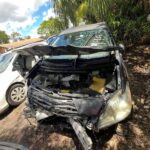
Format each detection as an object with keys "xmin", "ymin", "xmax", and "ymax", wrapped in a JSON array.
[
  {"xmin": 0, "ymin": 41, "xmax": 48, "ymax": 113},
  {"xmin": 0, "ymin": 50, "xmax": 37, "ymax": 113}
]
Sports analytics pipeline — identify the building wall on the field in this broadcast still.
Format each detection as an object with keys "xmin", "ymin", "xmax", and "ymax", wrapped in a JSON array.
[{"xmin": 0, "ymin": 47, "xmax": 6, "ymax": 54}]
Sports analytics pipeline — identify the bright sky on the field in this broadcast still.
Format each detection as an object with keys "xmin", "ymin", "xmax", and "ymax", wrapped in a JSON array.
[{"xmin": 0, "ymin": 0, "xmax": 55, "ymax": 38}]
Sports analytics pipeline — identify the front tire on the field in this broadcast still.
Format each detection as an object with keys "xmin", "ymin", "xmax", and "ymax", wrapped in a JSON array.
[{"xmin": 6, "ymin": 83, "xmax": 26, "ymax": 106}]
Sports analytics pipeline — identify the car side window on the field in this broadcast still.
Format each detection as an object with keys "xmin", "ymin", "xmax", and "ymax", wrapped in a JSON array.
[{"xmin": 0, "ymin": 52, "xmax": 15, "ymax": 73}]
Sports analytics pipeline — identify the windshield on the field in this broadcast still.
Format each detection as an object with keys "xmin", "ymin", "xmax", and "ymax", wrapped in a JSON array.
[
  {"xmin": 0, "ymin": 52, "xmax": 15, "ymax": 73},
  {"xmin": 47, "ymin": 36, "xmax": 57, "ymax": 45},
  {"xmin": 52, "ymin": 28, "xmax": 113, "ymax": 49}
]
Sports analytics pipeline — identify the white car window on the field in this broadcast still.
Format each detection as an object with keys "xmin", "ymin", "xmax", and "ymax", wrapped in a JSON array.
[{"xmin": 0, "ymin": 52, "xmax": 15, "ymax": 73}]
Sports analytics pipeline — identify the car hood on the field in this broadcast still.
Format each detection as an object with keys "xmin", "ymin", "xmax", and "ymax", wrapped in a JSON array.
[{"xmin": 14, "ymin": 45, "xmax": 123, "ymax": 57}]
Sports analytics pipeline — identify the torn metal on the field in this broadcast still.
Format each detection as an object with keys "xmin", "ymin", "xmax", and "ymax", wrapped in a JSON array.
[{"xmin": 24, "ymin": 45, "xmax": 131, "ymax": 150}]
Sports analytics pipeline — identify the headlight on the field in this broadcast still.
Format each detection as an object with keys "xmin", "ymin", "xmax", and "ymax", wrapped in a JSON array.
[{"xmin": 98, "ymin": 82, "xmax": 132, "ymax": 129}]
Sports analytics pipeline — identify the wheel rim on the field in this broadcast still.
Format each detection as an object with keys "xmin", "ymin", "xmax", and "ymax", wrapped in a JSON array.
[{"xmin": 10, "ymin": 86, "xmax": 26, "ymax": 102}]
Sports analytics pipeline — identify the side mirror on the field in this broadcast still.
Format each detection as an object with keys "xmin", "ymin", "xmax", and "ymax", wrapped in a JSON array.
[{"xmin": 119, "ymin": 43, "xmax": 125, "ymax": 52}]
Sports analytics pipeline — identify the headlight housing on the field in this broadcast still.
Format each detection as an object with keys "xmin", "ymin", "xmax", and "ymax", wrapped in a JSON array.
[{"xmin": 98, "ymin": 82, "xmax": 132, "ymax": 129}]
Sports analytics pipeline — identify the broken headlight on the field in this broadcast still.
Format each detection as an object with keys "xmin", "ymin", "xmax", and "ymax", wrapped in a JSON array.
[{"xmin": 98, "ymin": 82, "xmax": 132, "ymax": 129}]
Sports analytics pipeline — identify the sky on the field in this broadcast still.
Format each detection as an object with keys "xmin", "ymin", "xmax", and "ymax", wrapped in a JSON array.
[{"xmin": 0, "ymin": 0, "xmax": 56, "ymax": 38}]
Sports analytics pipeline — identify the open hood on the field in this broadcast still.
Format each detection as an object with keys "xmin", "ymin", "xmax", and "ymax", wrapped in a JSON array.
[{"xmin": 14, "ymin": 44, "xmax": 123, "ymax": 57}]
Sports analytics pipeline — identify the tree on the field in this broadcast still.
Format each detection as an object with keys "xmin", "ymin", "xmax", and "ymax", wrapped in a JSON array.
[
  {"xmin": 0, "ymin": 30, "xmax": 9, "ymax": 44},
  {"xmin": 52, "ymin": 0, "xmax": 150, "ymax": 44},
  {"xmin": 53, "ymin": 0, "xmax": 81, "ymax": 26},
  {"xmin": 52, "ymin": 0, "xmax": 113, "ymax": 26},
  {"xmin": 37, "ymin": 18, "xmax": 65, "ymax": 37},
  {"xmin": 141, "ymin": 0, "xmax": 150, "ymax": 12},
  {"xmin": 24, "ymin": 36, "xmax": 31, "ymax": 39},
  {"xmin": 11, "ymin": 32, "xmax": 21, "ymax": 42}
]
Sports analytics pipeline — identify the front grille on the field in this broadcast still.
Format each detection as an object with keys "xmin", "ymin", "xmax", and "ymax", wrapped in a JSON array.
[{"xmin": 28, "ymin": 86, "xmax": 79, "ymax": 118}]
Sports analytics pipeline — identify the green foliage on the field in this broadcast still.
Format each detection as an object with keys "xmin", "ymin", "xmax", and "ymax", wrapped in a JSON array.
[
  {"xmin": 108, "ymin": 0, "xmax": 150, "ymax": 44},
  {"xmin": 53, "ymin": 0, "xmax": 113, "ymax": 25},
  {"xmin": 0, "ymin": 30, "xmax": 9, "ymax": 44},
  {"xmin": 75, "ymin": 1, "xmax": 88, "ymax": 24},
  {"xmin": 37, "ymin": 18, "xmax": 65, "ymax": 37},
  {"xmin": 143, "ymin": 24, "xmax": 150, "ymax": 33},
  {"xmin": 53, "ymin": 0, "xmax": 81, "ymax": 26},
  {"xmin": 52, "ymin": 0, "xmax": 150, "ymax": 45},
  {"xmin": 87, "ymin": 0, "xmax": 114, "ymax": 22}
]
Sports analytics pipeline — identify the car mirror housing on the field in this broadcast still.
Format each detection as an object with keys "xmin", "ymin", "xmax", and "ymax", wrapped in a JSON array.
[{"xmin": 119, "ymin": 43, "xmax": 125, "ymax": 52}]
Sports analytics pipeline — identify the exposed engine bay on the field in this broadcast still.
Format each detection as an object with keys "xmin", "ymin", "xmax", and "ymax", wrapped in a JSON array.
[{"xmin": 27, "ymin": 56, "xmax": 118, "ymax": 117}]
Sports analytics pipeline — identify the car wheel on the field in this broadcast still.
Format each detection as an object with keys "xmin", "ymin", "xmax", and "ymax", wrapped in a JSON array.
[{"xmin": 6, "ymin": 83, "xmax": 26, "ymax": 106}]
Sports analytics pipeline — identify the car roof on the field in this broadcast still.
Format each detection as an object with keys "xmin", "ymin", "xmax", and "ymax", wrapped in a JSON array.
[{"xmin": 59, "ymin": 22, "xmax": 107, "ymax": 35}]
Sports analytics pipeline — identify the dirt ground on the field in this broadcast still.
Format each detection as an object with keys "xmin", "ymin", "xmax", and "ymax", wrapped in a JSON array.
[{"xmin": 0, "ymin": 45, "xmax": 149, "ymax": 150}]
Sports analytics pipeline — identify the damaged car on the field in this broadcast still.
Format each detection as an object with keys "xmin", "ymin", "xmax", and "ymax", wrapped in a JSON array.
[{"xmin": 23, "ymin": 22, "xmax": 132, "ymax": 150}]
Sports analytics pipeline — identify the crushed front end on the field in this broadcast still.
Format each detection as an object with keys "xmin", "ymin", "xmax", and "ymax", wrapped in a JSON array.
[{"xmin": 24, "ymin": 46, "xmax": 132, "ymax": 150}]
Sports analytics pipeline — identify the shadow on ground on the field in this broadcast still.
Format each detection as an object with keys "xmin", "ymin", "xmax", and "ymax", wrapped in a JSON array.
[{"xmin": 0, "ymin": 107, "xmax": 13, "ymax": 120}]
